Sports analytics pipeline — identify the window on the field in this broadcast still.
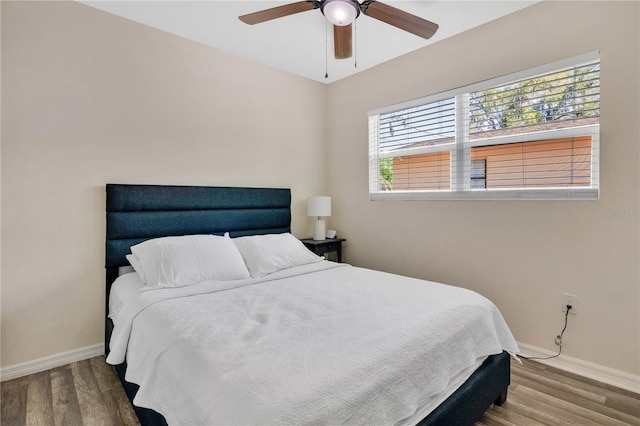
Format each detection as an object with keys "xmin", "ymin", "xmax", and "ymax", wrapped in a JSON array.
[
  {"xmin": 369, "ymin": 52, "xmax": 600, "ymax": 200},
  {"xmin": 470, "ymin": 159, "xmax": 486, "ymax": 189}
]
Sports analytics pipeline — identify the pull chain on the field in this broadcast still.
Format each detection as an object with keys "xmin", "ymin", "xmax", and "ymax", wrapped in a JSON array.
[
  {"xmin": 354, "ymin": 19, "xmax": 358, "ymax": 69},
  {"xmin": 325, "ymin": 21, "xmax": 329, "ymax": 79}
]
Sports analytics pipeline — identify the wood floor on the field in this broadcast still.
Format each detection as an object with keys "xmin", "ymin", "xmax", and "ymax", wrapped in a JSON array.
[
  {"xmin": 1, "ymin": 357, "xmax": 138, "ymax": 426},
  {"xmin": 2, "ymin": 356, "xmax": 638, "ymax": 426},
  {"xmin": 479, "ymin": 359, "xmax": 639, "ymax": 426}
]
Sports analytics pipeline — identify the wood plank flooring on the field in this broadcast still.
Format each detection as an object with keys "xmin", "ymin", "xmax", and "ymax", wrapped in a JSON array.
[
  {"xmin": 2, "ymin": 356, "xmax": 638, "ymax": 425},
  {"xmin": 478, "ymin": 358, "xmax": 639, "ymax": 426},
  {"xmin": 1, "ymin": 357, "xmax": 138, "ymax": 426}
]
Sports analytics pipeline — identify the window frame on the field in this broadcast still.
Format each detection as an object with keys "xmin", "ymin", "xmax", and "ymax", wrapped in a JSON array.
[{"xmin": 368, "ymin": 52, "xmax": 600, "ymax": 201}]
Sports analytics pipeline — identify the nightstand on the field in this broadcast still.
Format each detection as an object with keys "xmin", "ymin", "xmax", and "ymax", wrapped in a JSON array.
[{"xmin": 300, "ymin": 238, "xmax": 346, "ymax": 263}]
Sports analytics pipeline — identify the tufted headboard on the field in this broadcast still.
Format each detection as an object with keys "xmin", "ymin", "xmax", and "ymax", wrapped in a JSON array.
[{"xmin": 105, "ymin": 184, "xmax": 292, "ymax": 350}]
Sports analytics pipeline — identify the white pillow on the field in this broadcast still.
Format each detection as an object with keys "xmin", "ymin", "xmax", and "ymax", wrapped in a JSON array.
[
  {"xmin": 232, "ymin": 233, "xmax": 323, "ymax": 277},
  {"xmin": 126, "ymin": 254, "xmax": 147, "ymax": 283},
  {"xmin": 130, "ymin": 234, "xmax": 250, "ymax": 288}
]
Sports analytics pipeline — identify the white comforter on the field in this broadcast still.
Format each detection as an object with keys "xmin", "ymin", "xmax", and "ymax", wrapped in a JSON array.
[{"xmin": 108, "ymin": 261, "xmax": 518, "ymax": 426}]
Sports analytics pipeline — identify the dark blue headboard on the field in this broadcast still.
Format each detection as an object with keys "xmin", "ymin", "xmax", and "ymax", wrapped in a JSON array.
[
  {"xmin": 106, "ymin": 184, "xmax": 291, "ymax": 270},
  {"xmin": 104, "ymin": 184, "xmax": 291, "ymax": 351}
]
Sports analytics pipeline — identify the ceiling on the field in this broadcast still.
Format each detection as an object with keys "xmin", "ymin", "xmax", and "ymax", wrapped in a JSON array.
[{"xmin": 81, "ymin": 1, "xmax": 539, "ymax": 84}]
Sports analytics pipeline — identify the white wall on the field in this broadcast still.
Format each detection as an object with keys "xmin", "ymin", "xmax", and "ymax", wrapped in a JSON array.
[
  {"xmin": 326, "ymin": 1, "xmax": 639, "ymax": 376},
  {"xmin": 1, "ymin": 1, "xmax": 326, "ymax": 367}
]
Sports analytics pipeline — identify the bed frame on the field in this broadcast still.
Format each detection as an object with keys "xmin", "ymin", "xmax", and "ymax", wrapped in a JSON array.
[{"xmin": 105, "ymin": 183, "xmax": 510, "ymax": 426}]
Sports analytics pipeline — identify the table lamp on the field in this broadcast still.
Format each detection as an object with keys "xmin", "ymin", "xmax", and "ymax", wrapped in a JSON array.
[{"xmin": 307, "ymin": 196, "xmax": 331, "ymax": 240}]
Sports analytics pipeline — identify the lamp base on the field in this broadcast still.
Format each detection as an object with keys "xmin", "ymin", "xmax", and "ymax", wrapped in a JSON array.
[{"xmin": 312, "ymin": 219, "xmax": 326, "ymax": 240}]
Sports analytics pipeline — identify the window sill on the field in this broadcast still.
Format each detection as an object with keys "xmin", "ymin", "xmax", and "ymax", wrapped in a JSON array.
[{"xmin": 369, "ymin": 188, "xmax": 599, "ymax": 201}]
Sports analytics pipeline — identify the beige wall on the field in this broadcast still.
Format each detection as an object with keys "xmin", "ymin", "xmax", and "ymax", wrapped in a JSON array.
[
  {"xmin": 1, "ymin": 1, "xmax": 326, "ymax": 366},
  {"xmin": 327, "ymin": 1, "xmax": 639, "ymax": 375},
  {"xmin": 2, "ymin": 0, "xmax": 639, "ymax": 380}
]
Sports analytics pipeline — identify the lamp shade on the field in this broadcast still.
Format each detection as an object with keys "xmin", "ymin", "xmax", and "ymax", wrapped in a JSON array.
[
  {"xmin": 321, "ymin": 0, "xmax": 359, "ymax": 26},
  {"xmin": 307, "ymin": 196, "xmax": 331, "ymax": 217}
]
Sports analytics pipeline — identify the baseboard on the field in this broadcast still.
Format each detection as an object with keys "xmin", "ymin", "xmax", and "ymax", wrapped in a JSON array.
[
  {"xmin": 1, "ymin": 344, "xmax": 104, "ymax": 382},
  {"xmin": 518, "ymin": 342, "xmax": 640, "ymax": 394}
]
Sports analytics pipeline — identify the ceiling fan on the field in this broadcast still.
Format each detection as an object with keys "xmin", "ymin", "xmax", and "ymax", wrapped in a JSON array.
[{"xmin": 239, "ymin": 0, "xmax": 439, "ymax": 60}]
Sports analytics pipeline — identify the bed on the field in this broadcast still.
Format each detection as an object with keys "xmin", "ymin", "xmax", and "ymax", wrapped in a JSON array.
[{"xmin": 105, "ymin": 183, "xmax": 518, "ymax": 426}]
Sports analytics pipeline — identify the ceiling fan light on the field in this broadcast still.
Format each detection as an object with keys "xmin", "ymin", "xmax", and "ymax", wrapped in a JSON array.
[{"xmin": 322, "ymin": 0, "xmax": 359, "ymax": 26}]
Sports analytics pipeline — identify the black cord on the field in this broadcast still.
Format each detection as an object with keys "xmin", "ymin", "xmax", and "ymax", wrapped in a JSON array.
[{"xmin": 521, "ymin": 305, "xmax": 571, "ymax": 361}]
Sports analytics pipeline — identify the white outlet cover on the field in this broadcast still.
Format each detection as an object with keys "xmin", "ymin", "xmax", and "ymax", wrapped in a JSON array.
[{"xmin": 562, "ymin": 293, "xmax": 579, "ymax": 315}]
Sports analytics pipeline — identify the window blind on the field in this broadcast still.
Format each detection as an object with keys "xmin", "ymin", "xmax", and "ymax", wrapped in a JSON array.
[
  {"xmin": 369, "ymin": 52, "xmax": 600, "ymax": 200},
  {"xmin": 469, "ymin": 63, "xmax": 600, "ymax": 136},
  {"xmin": 379, "ymin": 98, "xmax": 455, "ymax": 152}
]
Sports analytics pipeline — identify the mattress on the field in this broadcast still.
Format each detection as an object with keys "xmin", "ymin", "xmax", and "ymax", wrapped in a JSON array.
[{"xmin": 108, "ymin": 261, "xmax": 518, "ymax": 425}]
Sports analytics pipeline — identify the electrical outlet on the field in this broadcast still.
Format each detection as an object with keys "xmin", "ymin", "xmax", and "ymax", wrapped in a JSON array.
[{"xmin": 562, "ymin": 293, "xmax": 578, "ymax": 315}]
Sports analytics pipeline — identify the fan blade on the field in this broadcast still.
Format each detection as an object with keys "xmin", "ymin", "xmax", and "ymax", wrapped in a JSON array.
[
  {"xmin": 334, "ymin": 24, "xmax": 353, "ymax": 59},
  {"xmin": 364, "ymin": 1, "xmax": 438, "ymax": 39},
  {"xmin": 239, "ymin": 1, "xmax": 318, "ymax": 25}
]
